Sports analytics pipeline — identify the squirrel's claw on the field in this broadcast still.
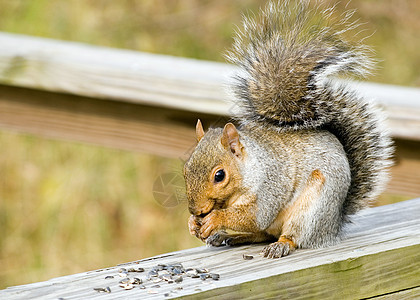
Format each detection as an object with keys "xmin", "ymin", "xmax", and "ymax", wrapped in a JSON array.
[
  {"xmin": 206, "ymin": 231, "xmax": 229, "ymax": 247},
  {"xmin": 188, "ymin": 215, "xmax": 202, "ymax": 238},
  {"xmin": 200, "ymin": 210, "xmax": 223, "ymax": 239},
  {"xmin": 261, "ymin": 240, "xmax": 295, "ymax": 258}
]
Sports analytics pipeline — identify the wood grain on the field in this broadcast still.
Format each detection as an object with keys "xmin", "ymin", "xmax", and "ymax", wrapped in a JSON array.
[
  {"xmin": 386, "ymin": 139, "xmax": 420, "ymax": 197},
  {"xmin": 0, "ymin": 32, "xmax": 419, "ymax": 140},
  {"xmin": 1, "ymin": 198, "xmax": 419, "ymax": 299},
  {"xmin": 1, "ymin": 83, "xmax": 419, "ymax": 196},
  {"xmin": 0, "ymin": 84, "xmax": 226, "ymax": 159},
  {"xmin": 374, "ymin": 286, "xmax": 420, "ymax": 300},
  {"xmin": 0, "ymin": 32, "xmax": 230, "ymax": 115}
]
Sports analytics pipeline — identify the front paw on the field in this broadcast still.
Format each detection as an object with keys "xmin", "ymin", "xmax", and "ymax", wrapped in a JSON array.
[
  {"xmin": 260, "ymin": 238, "xmax": 296, "ymax": 258},
  {"xmin": 188, "ymin": 215, "xmax": 202, "ymax": 238},
  {"xmin": 200, "ymin": 210, "xmax": 224, "ymax": 240},
  {"xmin": 206, "ymin": 231, "xmax": 229, "ymax": 247}
]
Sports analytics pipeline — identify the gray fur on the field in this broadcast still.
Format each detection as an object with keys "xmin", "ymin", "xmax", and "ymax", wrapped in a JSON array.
[
  {"xmin": 239, "ymin": 128, "xmax": 351, "ymax": 247},
  {"xmin": 227, "ymin": 0, "xmax": 393, "ymax": 219}
]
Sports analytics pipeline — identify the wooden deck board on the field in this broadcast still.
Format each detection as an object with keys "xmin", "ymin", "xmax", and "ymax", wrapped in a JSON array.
[{"xmin": 1, "ymin": 198, "xmax": 419, "ymax": 299}]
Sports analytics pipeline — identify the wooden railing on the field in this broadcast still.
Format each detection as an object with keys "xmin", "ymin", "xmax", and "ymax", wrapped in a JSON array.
[
  {"xmin": 0, "ymin": 32, "xmax": 419, "ymax": 298},
  {"xmin": 1, "ymin": 32, "xmax": 420, "ymax": 195},
  {"xmin": 1, "ymin": 32, "xmax": 419, "ymax": 144},
  {"xmin": 1, "ymin": 198, "xmax": 419, "ymax": 299},
  {"xmin": 1, "ymin": 32, "xmax": 420, "ymax": 197}
]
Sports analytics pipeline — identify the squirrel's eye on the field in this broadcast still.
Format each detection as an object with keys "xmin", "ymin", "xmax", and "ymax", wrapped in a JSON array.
[{"xmin": 214, "ymin": 169, "xmax": 225, "ymax": 183}]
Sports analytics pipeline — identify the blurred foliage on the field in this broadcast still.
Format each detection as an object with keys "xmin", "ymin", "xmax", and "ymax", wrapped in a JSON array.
[
  {"xmin": 0, "ymin": 0, "xmax": 418, "ymax": 85},
  {"xmin": 0, "ymin": 131, "xmax": 200, "ymax": 288},
  {"xmin": 0, "ymin": 0, "xmax": 418, "ymax": 289}
]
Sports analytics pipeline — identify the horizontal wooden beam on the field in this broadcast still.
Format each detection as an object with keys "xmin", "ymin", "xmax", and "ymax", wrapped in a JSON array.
[
  {"xmin": 0, "ymin": 33, "xmax": 419, "ymax": 196},
  {"xmin": 0, "ymin": 84, "xmax": 227, "ymax": 159},
  {"xmin": 0, "ymin": 32, "xmax": 419, "ymax": 140},
  {"xmin": 0, "ymin": 84, "xmax": 419, "ymax": 196},
  {"xmin": 387, "ymin": 139, "xmax": 420, "ymax": 197},
  {"xmin": 1, "ymin": 198, "xmax": 419, "ymax": 299},
  {"xmin": 0, "ymin": 32, "xmax": 230, "ymax": 115}
]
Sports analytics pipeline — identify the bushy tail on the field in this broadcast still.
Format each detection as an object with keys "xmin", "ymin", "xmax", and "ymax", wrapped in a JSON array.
[{"xmin": 227, "ymin": 0, "xmax": 393, "ymax": 215}]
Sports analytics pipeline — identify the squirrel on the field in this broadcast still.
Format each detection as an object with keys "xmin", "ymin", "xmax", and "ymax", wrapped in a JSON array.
[{"xmin": 183, "ymin": 0, "xmax": 393, "ymax": 258}]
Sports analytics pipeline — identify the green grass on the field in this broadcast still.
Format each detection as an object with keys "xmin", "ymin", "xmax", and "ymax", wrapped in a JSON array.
[{"xmin": 0, "ymin": 0, "xmax": 419, "ymax": 289}]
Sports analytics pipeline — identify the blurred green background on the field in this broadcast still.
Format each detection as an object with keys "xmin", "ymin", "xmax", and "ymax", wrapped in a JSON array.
[{"xmin": 0, "ymin": 0, "xmax": 418, "ymax": 289}]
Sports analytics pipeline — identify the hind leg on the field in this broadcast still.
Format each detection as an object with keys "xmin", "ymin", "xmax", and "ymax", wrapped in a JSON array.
[{"xmin": 261, "ymin": 169, "xmax": 327, "ymax": 258}]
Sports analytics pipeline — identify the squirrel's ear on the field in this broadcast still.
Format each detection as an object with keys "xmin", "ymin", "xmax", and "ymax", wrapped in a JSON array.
[
  {"xmin": 196, "ymin": 119, "xmax": 205, "ymax": 142},
  {"xmin": 221, "ymin": 123, "xmax": 243, "ymax": 158}
]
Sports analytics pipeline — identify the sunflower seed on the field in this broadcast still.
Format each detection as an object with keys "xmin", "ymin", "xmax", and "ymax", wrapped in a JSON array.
[
  {"xmin": 119, "ymin": 283, "xmax": 134, "ymax": 290},
  {"xmin": 243, "ymin": 254, "xmax": 254, "ymax": 260},
  {"xmin": 94, "ymin": 287, "xmax": 111, "ymax": 293},
  {"xmin": 152, "ymin": 277, "xmax": 162, "ymax": 283},
  {"xmin": 200, "ymin": 274, "xmax": 208, "ymax": 281},
  {"xmin": 119, "ymin": 278, "xmax": 130, "ymax": 285},
  {"xmin": 119, "ymin": 271, "xmax": 128, "ymax": 278},
  {"xmin": 161, "ymin": 274, "xmax": 172, "ymax": 281},
  {"xmin": 130, "ymin": 277, "xmax": 142, "ymax": 284},
  {"xmin": 186, "ymin": 269, "xmax": 198, "ymax": 277},
  {"xmin": 158, "ymin": 270, "xmax": 170, "ymax": 276},
  {"xmin": 127, "ymin": 267, "xmax": 145, "ymax": 273},
  {"xmin": 196, "ymin": 268, "xmax": 209, "ymax": 274}
]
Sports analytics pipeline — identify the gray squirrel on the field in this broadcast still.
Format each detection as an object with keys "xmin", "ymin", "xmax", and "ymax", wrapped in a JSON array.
[{"xmin": 183, "ymin": 0, "xmax": 393, "ymax": 258}]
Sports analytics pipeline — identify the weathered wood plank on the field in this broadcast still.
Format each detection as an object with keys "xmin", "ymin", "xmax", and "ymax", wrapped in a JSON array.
[
  {"xmin": 0, "ymin": 32, "xmax": 230, "ymax": 115},
  {"xmin": 0, "ymin": 32, "xmax": 420, "ymax": 140},
  {"xmin": 0, "ymin": 84, "xmax": 224, "ymax": 158},
  {"xmin": 0, "ymin": 83, "xmax": 419, "ymax": 196},
  {"xmin": 374, "ymin": 286, "xmax": 420, "ymax": 300},
  {"xmin": 1, "ymin": 198, "xmax": 419, "ymax": 300},
  {"xmin": 386, "ymin": 139, "xmax": 420, "ymax": 198}
]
